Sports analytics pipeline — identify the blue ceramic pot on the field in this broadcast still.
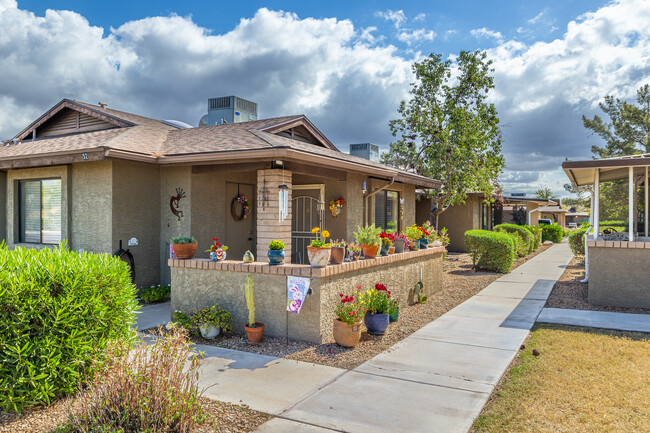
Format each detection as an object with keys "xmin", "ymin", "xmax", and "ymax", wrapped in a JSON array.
[
  {"xmin": 364, "ymin": 313, "xmax": 389, "ymax": 335},
  {"xmin": 420, "ymin": 238, "xmax": 429, "ymax": 249},
  {"xmin": 389, "ymin": 307, "xmax": 399, "ymax": 322},
  {"xmin": 267, "ymin": 249, "xmax": 285, "ymax": 265},
  {"xmin": 380, "ymin": 247, "xmax": 389, "ymax": 256}
]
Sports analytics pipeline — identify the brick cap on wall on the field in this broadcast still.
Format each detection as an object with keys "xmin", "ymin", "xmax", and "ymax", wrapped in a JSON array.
[
  {"xmin": 587, "ymin": 240, "xmax": 650, "ymax": 249},
  {"xmin": 168, "ymin": 246, "xmax": 446, "ymax": 278}
]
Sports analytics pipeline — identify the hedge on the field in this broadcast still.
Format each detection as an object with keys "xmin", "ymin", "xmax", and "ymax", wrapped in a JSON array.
[
  {"xmin": 568, "ymin": 228, "xmax": 588, "ymax": 256},
  {"xmin": 541, "ymin": 224, "xmax": 564, "ymax": 243},
  {"xmin": 493, "ymin": 223, "xmax": 534, "ymax": 256},
  {"xmin": 524, "ymin": 225, "xmax": 542, "ymax": 250},
  {"xmin": 0, "ymin": 244, "xmax": 138, "ymax": 412},
  {"xmin": 465, "ymin": 230, "xmax": 515, "ymax": 273}
]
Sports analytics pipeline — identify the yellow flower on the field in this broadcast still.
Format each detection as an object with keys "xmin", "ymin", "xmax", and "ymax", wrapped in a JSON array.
[
  {"xmin": 322, "ymin": 230, "xmax": 330, "ymax": 238},
  {"xmin": 312, "ymin": 227, "xmax": 320, "ymax": 233}
]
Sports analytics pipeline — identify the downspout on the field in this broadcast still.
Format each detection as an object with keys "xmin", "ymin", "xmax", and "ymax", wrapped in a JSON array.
[{"xmin": 364, "ymin": 178, "xmax": 395, "ymax": 226}]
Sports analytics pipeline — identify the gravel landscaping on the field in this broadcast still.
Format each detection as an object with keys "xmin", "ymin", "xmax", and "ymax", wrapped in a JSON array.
[
  {"xmin": 0, "ymin": 397, "xmax": 269, "ymax": 433},
  {"xmin": 546, "ymin": 256, "xmax": 650, "ymax": 314},
  {"xmin": 178, "ymin": 244, "xmax": 552, "ymax": 370}
]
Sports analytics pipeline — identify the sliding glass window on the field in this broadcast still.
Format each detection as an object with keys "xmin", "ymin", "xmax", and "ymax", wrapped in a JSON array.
[
  {"xmin": 19, "ymin": 179, "xmax": 62, "ymax": 244},
  {"xmin": 375, "ymin": 190, "xmax": 400, "ymax": 231}
]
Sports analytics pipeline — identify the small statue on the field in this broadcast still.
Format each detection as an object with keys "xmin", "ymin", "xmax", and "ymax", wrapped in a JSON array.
[{"xmin": 243, "ymin": 250, "xmax": 254, "ymax": 263}]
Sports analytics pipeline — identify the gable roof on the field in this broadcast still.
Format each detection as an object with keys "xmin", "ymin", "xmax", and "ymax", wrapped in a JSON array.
[{"xmin": 0, "ymin": 99, "xmax": 441, "ymax": 189}]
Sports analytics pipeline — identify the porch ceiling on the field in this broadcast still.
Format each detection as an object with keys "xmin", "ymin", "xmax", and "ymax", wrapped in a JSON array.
[{"xmin": 563, "ymin": 155, "xmax": 650, "ymax": 186}]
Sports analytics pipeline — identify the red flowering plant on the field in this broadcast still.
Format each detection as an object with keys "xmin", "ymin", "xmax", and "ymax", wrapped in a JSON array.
[
  {"xmin": 335, "ymin": 289, "xmax": 365, "ymax": 325},
  {"xmin": 205, "ymin": 237, "xmax": 228, "ymax": 252},
  {"xmin": 359, "ymin": 283, "xmax": 392, "ymax": 315},
  {"xmin": 379, "ymin": 232, "xmax": 394, "ymax": 248}
]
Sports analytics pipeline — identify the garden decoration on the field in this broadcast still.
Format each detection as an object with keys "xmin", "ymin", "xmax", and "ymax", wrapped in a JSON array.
[
  {"xmin": 287, "ymin": 276, "xmax": 310, "ymax": 314},
  {"xmin": 205, "ymin": 236, "xmax": 228, "ymax": 262},
  {"xmin": 192, "ymin": 305, "xmax": 233, "ymax": 339},
  {"xmin": 267, "ymin": 240, "xmax": 286, "ymax": 265},
  {"xmin": 243, "ymin": 250, "xmax": 255, "ymax": 263},
  {"xmin": 333, "ymin": 290, "xmax": 365, "ymax": 347},
  {"xmin": 244, "ymin": 274, "xmax": 264, "ymax": 343},
  {"xmin": 353, "ymin": 224, "xmax": 381, "ymax": 259},
  {"xmin": 359, "ymin": 283, "xmax": 392, "ymax": 335},
  {"xmin": 169, "ymin": 187, "xmax": 185, "ymax": 221},
  {"xmin": 330, "ymin": 239, "xmax": 346, "ymax": 264},
  {"xmin": 414, "ymin": 268, "xmax": 427, "ymax": 304},
  {"xmin": 329, "ymin": 197, "xmax": 346, "ymax": 217},
  {"xmin": 170, "ymin": 236, "xmax": 197, "ymax": 259},
  {"xmin": 347, "ymin": 243, "xmax": 362, "ymax": 261},
  {"xmin": 307, "ymin": 227, "xmax": 332, "ymax": 268},
  {"xmin": 231, "ymin": 194, "xmax": 250, "ymax": 221}
]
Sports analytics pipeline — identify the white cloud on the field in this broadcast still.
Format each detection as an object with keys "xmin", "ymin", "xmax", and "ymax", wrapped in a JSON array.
[
  {"xmin": 413, "ymin": 13, "xmax": 426, "ymax": 22},
  {"xmin": 374, "ymin": 9, "xmax": 406, "ymax": 29},
  {"xmin": 396, "ymin": 28, "xmax": 435, "ymax": 46},
  {"xmin": 443, "ymin": 29, "xmax": 457, "ymax": 40},
  {"xmin": 470, "ymin": 27, "xmax": 504, "ymax": 43},
  {"xmin": 527, "ymin": 9, "xmax": 547, "ymax": 24}
]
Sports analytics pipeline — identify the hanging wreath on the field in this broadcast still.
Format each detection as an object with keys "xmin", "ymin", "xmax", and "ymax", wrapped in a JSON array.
[
  {"xmin": 329, "ymin": 197, "xmax": 346, "ymax": 218},
  {"xmin": 231, "ymin": 195, "xmax": 250, "ymax": 221}
]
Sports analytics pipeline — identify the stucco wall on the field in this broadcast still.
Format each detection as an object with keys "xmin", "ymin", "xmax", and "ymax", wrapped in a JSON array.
[
  {"xmin": 366, "ymin": 179, "xmax": 416, "ymax": 233},
  {"xmin": 161, "ymin": 166, "xmax": 192, "ymax": 285},
  {"xmin": 437, "ymin": 196, "xmax": 479, "ymax": 252},
  {"xmin": 588, "ymin": 246, "xmax": 650, "ymax": 309},
  {"xmin": 6, "ymin": 165, "xmax": 71, "ymax": 248},
  {"xmin": 170, "ymin": 250, "xmax": 443, "ymax": 343},
  {"xmin": 112, "ymin": 161, "xmax": 161, "ymax": 288},
  {"xmin": 71, "ymin": 161, "xmax": 112, "ymax": 253},
  {"xmin": 528, "ymin": 202, "xmax": 540, "ymax": 226},
  {"xmin": 345, "ymin": 173, "xmax": 365, "ymax": 241},
  {"xmin": 293, "ymin": 173, "xmax": 348, "ymax": 242},
  {"xmin": 415, "ymin": 197, "xmax": 432, "ymax": 226},
  {"xmin": 0, "ymin": 172, "xmax": 6, "ymax": 243}
]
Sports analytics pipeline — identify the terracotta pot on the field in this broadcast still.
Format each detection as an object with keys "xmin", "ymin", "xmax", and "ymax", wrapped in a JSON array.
[
  {"xmin": 330, "ymin": 246, "xmax": 345, "ymax": 264},
  {"xmin": 388, "ymin": 246, "xmax": 395, "ymax": 254},
  {"xmin": 172, "ymin": 242, "xmax": 198, "ymax": 259},
  {"xmin": 245, "ymin": 322, "xmax": 264, "ymax": 344},
  {"xmin": 361, "ymin": 244, "xmax": 379, "ymax": 259},
  {"xmin": 333, "ymin": 319, "xmax": 362, "ymax": 347},
  {"xmin": 307, "ymin": 246, "xmax": 331, "ymax": 268}
]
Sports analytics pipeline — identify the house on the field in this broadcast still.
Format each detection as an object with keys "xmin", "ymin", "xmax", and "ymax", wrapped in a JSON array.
[
  {"xmin": 563, "ymin": 153, "xmax": 650, "ymax": 309},
  {"xmin": 416, "ymin": 194, "xmax": 555, "ymax": 252},
  {"xmin": 530, "ymin": 205, "xmax": 568, "ymax": 228},
  {"xmin": 565, "ymin": 210, "xmax": 589, "ymax": 227},
  {"xmin": 0, "ymin": 98, "xmax": 441, "ymax": 289}
]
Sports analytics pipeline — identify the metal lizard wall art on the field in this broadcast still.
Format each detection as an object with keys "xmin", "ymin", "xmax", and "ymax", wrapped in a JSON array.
[{"xmin": 170, "ymin": 188, "xmax": 186, "ymax": 221}]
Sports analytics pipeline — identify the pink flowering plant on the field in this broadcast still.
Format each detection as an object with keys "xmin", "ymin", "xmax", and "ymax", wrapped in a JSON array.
[{"xmin": 335, "ymin": 290, "xmax": 366, "ymax": 325}]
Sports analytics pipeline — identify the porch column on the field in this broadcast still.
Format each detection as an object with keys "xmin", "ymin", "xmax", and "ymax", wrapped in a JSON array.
[
  {"xmin": 629, "ymin": 167, "xmax": 634, "ymax": 241},
  {"xmin": 643, "ymin": 165, "xmax": 648, "ymax": 237},
  {"xmin": 256, "ymin": 169, "xmax": 292, "ymax": 263},
  {"xmin": 593, "ymin": 169, "xmax": 600, "ymax": 240}
]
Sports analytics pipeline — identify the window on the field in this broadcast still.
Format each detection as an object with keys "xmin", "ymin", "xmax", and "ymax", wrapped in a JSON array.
[
  {"xmin": 375, "ymin": 191, "xmax": 400, "ymax": 231},
  {"xmin": 19, "ymin": 179, "xmax": 62, "ymax": 244}
]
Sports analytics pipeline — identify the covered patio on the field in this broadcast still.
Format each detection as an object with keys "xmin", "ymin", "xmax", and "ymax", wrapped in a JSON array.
[{"xmin": 563, "ymin": 153, "xmax": 650, "ymax": 308}]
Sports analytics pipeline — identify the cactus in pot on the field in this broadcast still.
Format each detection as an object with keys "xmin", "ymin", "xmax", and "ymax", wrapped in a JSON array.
[{"xmin": 244, "ymin": 274, "xmax": 264, "ymax": 343}]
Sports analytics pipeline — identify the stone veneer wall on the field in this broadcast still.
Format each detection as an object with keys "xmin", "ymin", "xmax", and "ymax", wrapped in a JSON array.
[
  {"xmin": 170, "ymin": 247, "xmax": 444, "ymax": 343},
  {"xmin": 256, "ymin": 169, "xmax": 292, "ymax": 263}
]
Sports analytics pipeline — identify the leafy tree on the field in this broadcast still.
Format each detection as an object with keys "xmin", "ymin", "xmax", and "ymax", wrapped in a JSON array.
[
  {"xmin": 381, "ymin": 50, "xmax": 505, "ymax": 227},
  {"xmin": 534, "ymin": 186, "xmax": 554, "ymax": 200}
]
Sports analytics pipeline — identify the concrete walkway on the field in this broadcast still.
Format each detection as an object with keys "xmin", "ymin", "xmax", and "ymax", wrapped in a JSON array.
[
  {"xmin": 133, "ymin": 301, "xmax": 171, "ymax": 331},
  {"xmin": 254, "ymin": 243, "xmax": 573, "ymax": 433},
  {"xmin": 538, "ymin": 307, "xmax": 650, "ymax": 333}
]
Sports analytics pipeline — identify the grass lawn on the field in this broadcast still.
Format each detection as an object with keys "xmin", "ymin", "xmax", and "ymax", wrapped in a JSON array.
[{"xmin": 473, "ymin": 324, "xmax": 650, "ymax": 433}]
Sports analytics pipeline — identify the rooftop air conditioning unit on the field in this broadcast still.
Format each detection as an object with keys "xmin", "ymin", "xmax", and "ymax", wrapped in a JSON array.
[{"xmin": 199, "ymin": 96, "xmax": 258, "ymax": 126}]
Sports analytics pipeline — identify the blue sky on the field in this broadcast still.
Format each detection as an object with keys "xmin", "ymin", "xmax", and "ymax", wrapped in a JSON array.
[{"xmin": 3, "ymin": 0, "xmax": 649, "ymax": 196}]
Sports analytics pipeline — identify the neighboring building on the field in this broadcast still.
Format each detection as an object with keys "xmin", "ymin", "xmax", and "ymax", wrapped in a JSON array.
[
  {"xmin": 530, "ymin": 205, "xmax": 568, "ymax": 228},
  {"xmin": 565, "ymin": 211, "xmax": 589, "ymax": 227},
  {"xmin": 0, "ymin": 99, "xmax": 440, "ymax": 288}
]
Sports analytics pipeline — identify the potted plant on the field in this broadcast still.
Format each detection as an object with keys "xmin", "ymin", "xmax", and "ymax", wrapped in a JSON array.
[
  {"xmin": 353, "ymin": 224, "xmax": 381, "ymax": 259},
  {"xmin": 393, "ymin": 233, "xmax": 407, "ymax": 253},
  {"xmin": 307, "ymin": 227, "xmax": 331, "ymax": 268},
  {"xmin": 330, "ymin": 239, "xmax": 346, "ymax": 264},
  {"xmin": 359, "ymin": 283, "xmax": 392, "ymax": 335},
  {"xmin": 267, "ymin": 240, "xmax": 286, "ymax": 265},
  {"xmin": 171, "ymin": 236, "xmax": 197, "ymax": 259},
  {"xmin": 347, "ymin": 243, "xmax": 362, "ymax": 261},
  {"xmin": 192, "ymin": 305, "xmax": 233, "ymax": 339},
  {"xmin": 388, "ymin": 297, "xmax": 400, "ymax": 322},
  {"xmin": 379, "ymin": 232, "xmax": 394, "ymax": 256},
  {"xmin": 244, "ymin": 274, "xmax": 264, "ymax": 343},
  {"xmin": 333, "ymin": 290, "xmax": 365, "ymax": 347},
  {"xmin": 205, "ymin": 236, "xmax": 228, "ymax": 262}
]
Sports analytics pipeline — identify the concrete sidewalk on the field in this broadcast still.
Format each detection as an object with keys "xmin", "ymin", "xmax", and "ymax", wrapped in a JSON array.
[
  {"xmin": 256, "ymin": 243, "xmax": 573, "ymax": 433},
  {"xmin": 133, "ymin": 301, "xmax": 171, "ymax": 330},
  {"xmin": 538, "ymin": 307, "xmax": 650, "ymax": 333}
]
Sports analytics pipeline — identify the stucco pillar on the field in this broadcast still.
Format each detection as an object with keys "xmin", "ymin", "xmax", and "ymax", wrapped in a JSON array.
[{"xmin": 256, "ymin": 169, "xmax": 292, "ymax": 263}]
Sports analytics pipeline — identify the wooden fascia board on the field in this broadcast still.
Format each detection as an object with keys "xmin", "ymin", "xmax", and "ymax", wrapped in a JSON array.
[
  {"xmin": 0, "ymin": 148, "xmax": 105, "ymax": 170},
  {"xmin": 13, "ymin": 99, "xmax": 135, "ymax": 141}
]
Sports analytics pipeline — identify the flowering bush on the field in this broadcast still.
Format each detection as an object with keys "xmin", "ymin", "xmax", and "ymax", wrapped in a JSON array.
[
  {"xmin": 335, "ymin": 291, "xmax": 365, "ymax": 325},
  {"xmin": 404, "ymin": 224, "xmax": 427, "ymax": 241},
  {"xmin": 358, "ymin": 283, "xmax": 392, "ymax": 315},
  {"xmin": 310, "ymin": 227, "xmax": 331, "ymax": 247}
]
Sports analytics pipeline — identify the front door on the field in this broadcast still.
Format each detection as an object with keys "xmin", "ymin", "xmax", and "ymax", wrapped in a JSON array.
[
  {"xmin": 291, "ymin": 185, "xmax": 324, "ymax": 264},
  {"xmin": 225, "ymin": 182, "xmax": 255, "ymax": 260}
]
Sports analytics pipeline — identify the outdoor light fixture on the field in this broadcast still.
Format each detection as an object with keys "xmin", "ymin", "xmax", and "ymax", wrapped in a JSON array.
[{"xmin": 362, "ymin": 180, "xmax": 367, "ymax": 195}]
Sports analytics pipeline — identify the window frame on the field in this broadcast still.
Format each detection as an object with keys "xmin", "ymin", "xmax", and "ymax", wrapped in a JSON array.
[
  {"xmin": 18, "ymin": 177, "xmax": 62, "ymax": 245},
  {"xmin": 374, "ymin": 190, "xmax": 401, "ymax": 232}
]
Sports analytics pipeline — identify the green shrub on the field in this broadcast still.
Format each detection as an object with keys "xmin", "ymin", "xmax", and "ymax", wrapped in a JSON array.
[
  {"xmin": 192, "ymin": 305, "xmax": 233, "ymax": 333},
  {"xmin": 269, "ymin": 240, "xmax": 285, "ymax": 250},
  {"xmin": 0, "ymin": 244, "xmax": 137, "ymax": 412},
  {"xmin": 493, "ymin": 223, "xmax": 534, "ymax": 256},
  {"xmin": 568, "ymin": 228, "xmax": 588, "ymax": 256},
  {"xmin": 140, "ymin": 284, "xmax": 171, "ymax": 304},
  {"xmin": 542, "ymin": 224, "xmax": 564, "ymax": 243},
  {"xmin": 55, "ymin": 328, "xmax": 204, "ymax": 433},
  {"xmin": 524, "ymin": 225, "xmax": 542, "ymax": 250},
  {"xmin": 170, "ymin": 236, "xmax": 196, "ymax": 244},
  {"xmin": 465, "ymin": 230, "xmax": 515, "ymax": 273}
]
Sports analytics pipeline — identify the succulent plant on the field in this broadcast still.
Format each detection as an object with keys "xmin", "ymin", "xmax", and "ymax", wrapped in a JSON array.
[{"xmin": 245, "ymin": 274, "xmax": 255, "ymax": 326}]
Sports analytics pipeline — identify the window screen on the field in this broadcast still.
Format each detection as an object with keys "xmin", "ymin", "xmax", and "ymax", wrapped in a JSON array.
[
  {"xmin": 19, "ymin": 179, "xmax": 61, "ymax": 244},
  {"xmin": 374, "ymin": 190, "xmax": 400, "ymax": 231}
]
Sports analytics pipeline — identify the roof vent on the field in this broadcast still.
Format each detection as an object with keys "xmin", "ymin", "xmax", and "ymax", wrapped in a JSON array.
[
  {"xmin": 199, "ymin": 96, "xmax": 258, "ymax": 126},
  {"xmin": 98, "ymin": 102, "xmax": 107, "ymax": 109}
]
